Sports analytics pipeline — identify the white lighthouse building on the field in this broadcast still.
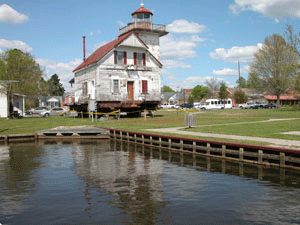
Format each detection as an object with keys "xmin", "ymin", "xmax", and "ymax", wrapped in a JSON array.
[{"xmin": 71, "ymin": 3, "xmax": 168, "ymax": 114}]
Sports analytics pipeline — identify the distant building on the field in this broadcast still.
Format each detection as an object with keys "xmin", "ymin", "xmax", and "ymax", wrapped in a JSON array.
[
  {"xmin": 71, "ymin": 3, "xmax": 168, "ymax": 113},
  {"xmin": 264, "ymin": 95, "xmax": 300, "ymax": 105},
  {"xmin": 38, "ymin": 96, "xmax": 63, "ymax": 109},
  {"xmin": 0, "ymin": 85, "xmax": 25, "ymax": 118}
]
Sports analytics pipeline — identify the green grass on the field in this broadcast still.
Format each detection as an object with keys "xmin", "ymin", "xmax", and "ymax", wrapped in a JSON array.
[{"xmin": 1, "ymin": 107, "xmax": 300, "ymax": 146}]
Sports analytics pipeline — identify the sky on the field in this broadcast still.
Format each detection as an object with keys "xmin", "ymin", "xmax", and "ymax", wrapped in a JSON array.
[{"xmin": 1, "ymin": 0, "xmax": 300, "ymax": 92}]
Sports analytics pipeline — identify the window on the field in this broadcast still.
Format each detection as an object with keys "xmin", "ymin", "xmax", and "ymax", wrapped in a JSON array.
[
  {"xmin": 134, "ymin": 52, "xmax": 146, "ymax": 66},
  {"xmin": 114, "ymin": 51, "xmax": 127, "ymax": 65},
  {"xmin": 142, "ymin": 80, "xmax": 148, "ymax": 93},
  {"xmin": 82, "ymin": 82, "xmax": 87, "ymax": 96},
  {"xmin": 113, "ymin": 79, "xmax": 119, "ymax": 93}
]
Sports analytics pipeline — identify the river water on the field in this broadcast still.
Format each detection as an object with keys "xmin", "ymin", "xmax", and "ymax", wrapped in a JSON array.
[{"xmin": 1, "ymin": 140, "xmax": 300, "ymax": 225}]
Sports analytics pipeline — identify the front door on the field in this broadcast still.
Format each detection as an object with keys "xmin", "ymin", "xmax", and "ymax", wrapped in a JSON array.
[{"xmin": 127, "ymin": 81, "xmax": 134, "ymax": 100}]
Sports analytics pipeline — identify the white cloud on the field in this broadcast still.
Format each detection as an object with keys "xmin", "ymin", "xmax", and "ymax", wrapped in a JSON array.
[
  {"xmin": 230, "ymin": 0, "xmax": 300, "ymax": 20},
  {"xmin": 0, "ymin": 39, "xmax": 33, "ymax": 52},
  {"xmin": 167, "ymin": 19, "xmax": 206, "ymax": 34},
  {"xmin": 180, "ymin": 35, "xmax": 207, "ymax": 43},
  {"xmin": 209, "ymin": 44, "xmax": 263, "ymax": 63},
  {"xmin": 0, "ymin": 4, "xmax": 29, "ymax": 24},
  {"xmin": 213, "ymin": 68, "xmax": 237, "ymax": 76},
  {"xmin": 167, "ymin": 76, "xmax": 228, "ymax": 90},
  {"xmin": 37, "ymin": 58, "xmax": 82, "ymax": 91},
  {"xmin": 161, "ymin": 34, "xmax": 203, "ymax": 69},
  {"xmin": 212, "ymin": 65, "xmax": 250, "ymax": 76}
]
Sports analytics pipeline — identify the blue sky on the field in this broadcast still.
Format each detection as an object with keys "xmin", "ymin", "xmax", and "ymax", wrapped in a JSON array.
[{"xmin": 1, "ymin": 0, "xmax": 300, "ymax": 92}]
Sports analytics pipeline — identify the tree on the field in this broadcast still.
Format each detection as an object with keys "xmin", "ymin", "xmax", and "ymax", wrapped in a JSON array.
[
  {"xmin": 249, "ymin": 34, "xmax": 300, "ymax": 105},
  {"xmin": 0, "ymin": 49, "xmax": 44, "ymax": 109},
  {"xmin": 233, "ymin": 89, "xmax": 248, "ymax": 104},
  {"xmin": 48, "ymin": 74, "xmax": 65, "ymax": 96},
  {"xmin": 0, "ymin": 49, "xmax": 43, "ymax": 96},
  {"xmin": 205, "ymin": 77, "xmax": 220, "ymax": 98},
  {"xmin": 191, "ymin": 85, "xmax": 210, "ymax": 101},
  {"xmin": 162, "ymin": 85, "xmax": 175, "ymax": 92},
  {"xmin": 236, "ymin": 76, "xmax": 247, "ymax": 88},
  {"xmin": 247, "ymin": 72, "xmax": 263, "ymax": 88},
  {"xmin": 218, "ymin": 81, "xmax": 229, "ymax": 100},
  {"xmin": 284, "ymin": 24, "xmax": 300, "ymax": 56}
]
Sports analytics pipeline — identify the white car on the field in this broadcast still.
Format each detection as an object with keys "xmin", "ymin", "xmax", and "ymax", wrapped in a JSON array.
[
  {"xmin": 239, "ymin": 102, "xmax": 255, "ymax": 109},
  {"xmin": 40, "ymin": 107, "xmax": 69, "ymax": 117}
]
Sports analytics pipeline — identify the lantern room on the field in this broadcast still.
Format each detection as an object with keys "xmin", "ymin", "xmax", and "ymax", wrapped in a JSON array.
[
  {"xmin": 119, "ymin": 3, "xmax": 167, "ymax": 37},
  {"xmin": 131, "ymin": 3, "xmax": 153, "ymax": 23}
]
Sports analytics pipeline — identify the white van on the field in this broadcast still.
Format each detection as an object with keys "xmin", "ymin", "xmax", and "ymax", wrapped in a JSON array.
[{"xmin": 201, "ymin": 98, "xmax": 232, "ymax": 110}]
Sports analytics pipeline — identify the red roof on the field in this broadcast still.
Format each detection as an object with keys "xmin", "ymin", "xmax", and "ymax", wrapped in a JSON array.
[
  {"xmin": 73, "ymin": 32, "xmax": 133, "ymax": 72},
  {"xmin": 131, "ymin": 6, "xmax": 153, "ymax": 16}
]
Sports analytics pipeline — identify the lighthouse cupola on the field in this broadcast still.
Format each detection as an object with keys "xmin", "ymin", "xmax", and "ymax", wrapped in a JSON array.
[
  {"xmin": 131, "ymin": 3, "xmax": 153, "ymax": 24},
  {"xmin": 118, "ymin": 3, "xmax": 168, "ymax": 60}
]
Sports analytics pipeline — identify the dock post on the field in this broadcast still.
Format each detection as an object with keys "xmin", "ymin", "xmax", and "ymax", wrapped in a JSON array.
[
  {"xmin": 169, "ymin": 138, "xmax": 171, "ymax": 149},
  {"xmin": 207, "ymin": 143, "xmax": 210, "ymax": 155},
  {"xmin": 134, "ymin": 134, "xmax": 137, "ymax": 143},
  {"xmin": 180, "ymin": 140, "xmax": 183, "ymax": 151},
  {"xmin": 222, "ymin": 145, "xmax": 226, "ymax": 157},
  {"xmin": 142, "ymin": 135, "xmax": 144, "ymax": 144},
  {"xmin": 159, "ymin": 137, "xmax": 162, "ymax": 147},
  {"xmin": 239, "ymin": 148, "xmax": 244, "ymax": 160},
  {"xmin": 280, "ymin": 152, "xmax": 285, "ymax": 167},
  {"xmin": 120, "ymin": 131, "xmax": 123, "ymax": 140},
  {"xmin": 193, "ymin": 141, "xmax": 196, "ymax": 153},
  {"xmin": 258, "ymin": 150, "xmax": 263, "ymax": 163},
  {"xmin": 126, "ymin": 132, "xmax": 129, "ymax": 142},
  {"xmin": 150, "ymin": 136, "xmax": 153, "ymax": 145}
]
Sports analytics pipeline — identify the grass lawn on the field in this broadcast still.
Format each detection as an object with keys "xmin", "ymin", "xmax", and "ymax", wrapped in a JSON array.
[{"xmin": 1, "ymin": 107, "xmax": 300, "ymax": 145}]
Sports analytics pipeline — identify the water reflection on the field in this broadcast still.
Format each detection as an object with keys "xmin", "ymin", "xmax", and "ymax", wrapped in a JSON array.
[
  {"xmin": 1, "ymin": 140, "xmax": 300, "ymax": 224},
  {"xmin": 0, "ymin": 143, "xmax": 44, "ymax": 217},
  {"xmin": 73, "ymin": 140, "xmax": 169, "ymax": 224}
]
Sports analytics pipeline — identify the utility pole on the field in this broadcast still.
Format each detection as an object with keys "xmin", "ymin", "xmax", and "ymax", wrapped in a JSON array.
[{"xmin": 238, "ymin": 61, "xmax": 241, "ymax": 89}]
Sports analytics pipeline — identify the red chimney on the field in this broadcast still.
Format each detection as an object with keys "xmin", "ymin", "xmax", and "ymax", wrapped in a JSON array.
[{"xmin": 83, "ymin": 36, "xmax": 86, "ymax": 62}]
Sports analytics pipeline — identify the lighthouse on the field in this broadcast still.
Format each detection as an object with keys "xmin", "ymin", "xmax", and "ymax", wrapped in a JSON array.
[
  {"xmin": 119, "ymin": 3, "xmax": 168, "ymax": 60},
  {"xmin": 72, "ymin": 4, "xmax": 168, "ymax": 115}
]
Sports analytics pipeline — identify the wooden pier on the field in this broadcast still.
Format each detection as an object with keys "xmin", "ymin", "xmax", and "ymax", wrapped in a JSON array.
[{"xmin": 107, "ymin": 128, "xmax": 300, "ymax": 171}]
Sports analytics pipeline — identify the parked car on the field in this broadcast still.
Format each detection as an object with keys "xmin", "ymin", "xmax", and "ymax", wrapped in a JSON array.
[
  {"xmin": 40, "ymin": 107, "xmax": 69, "ymax": 117},
  {"xmin": 239, "ymin": 102, "xmax": 255, "ymax": 109},
  {"xmin": 263, "ymin": 103, "xmax": 278, "ymax": 109},
  {"xmin": 252, "ymin": 101, "xmax": 267, "ymax": 109},
  {"xmin": 159, "ymin": 103, "xmax": 175, "ymax": 109},
  {"xmin": 26, "ymin": 107, "xmax": 47, "ymax": 115},
  {"xmin": 193, "ymin": 102, "xmax": 203, "ymax": 109},
  {"xmin": 180, "ymin": 103, "xmax": 194, "ymax": 109}
]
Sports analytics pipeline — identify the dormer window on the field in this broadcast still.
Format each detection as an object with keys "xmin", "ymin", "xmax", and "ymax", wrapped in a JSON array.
[{"xmin": 114, "ymin": 51, "xmax": 127, "ymax": 65}]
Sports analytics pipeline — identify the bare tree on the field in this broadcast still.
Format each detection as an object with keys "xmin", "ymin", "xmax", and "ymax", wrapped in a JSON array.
[
  {"xmin": 250, "ymin": 34, "xmax": 300, "ymax": 105},
  {"xmin": 205, "ymin": 77, "xmax": 220, "ymax": 98}
]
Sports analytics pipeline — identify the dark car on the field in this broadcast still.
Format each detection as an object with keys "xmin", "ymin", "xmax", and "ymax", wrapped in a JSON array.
[
  {"xmin": 263, "ymin": 103, "xmax": 278, "ymax": 109},
  {"xmin": 180, "ymin": 103, "xmax": 193, "ymax": 109}
]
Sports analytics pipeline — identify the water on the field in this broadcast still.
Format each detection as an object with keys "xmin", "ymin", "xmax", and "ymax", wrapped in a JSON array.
[{"xmin": 1, "ymin": 140, "xmax": 300, "ymax": 225}]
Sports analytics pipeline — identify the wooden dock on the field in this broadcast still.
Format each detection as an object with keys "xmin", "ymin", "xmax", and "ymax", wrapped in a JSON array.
[
  {"xmin": 107, "ymin": 128, "xmax": 300, "ymax": 171},
  {"xmin": 37, "ymin": 126, "xmax": 109, "ymax": 139}
]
